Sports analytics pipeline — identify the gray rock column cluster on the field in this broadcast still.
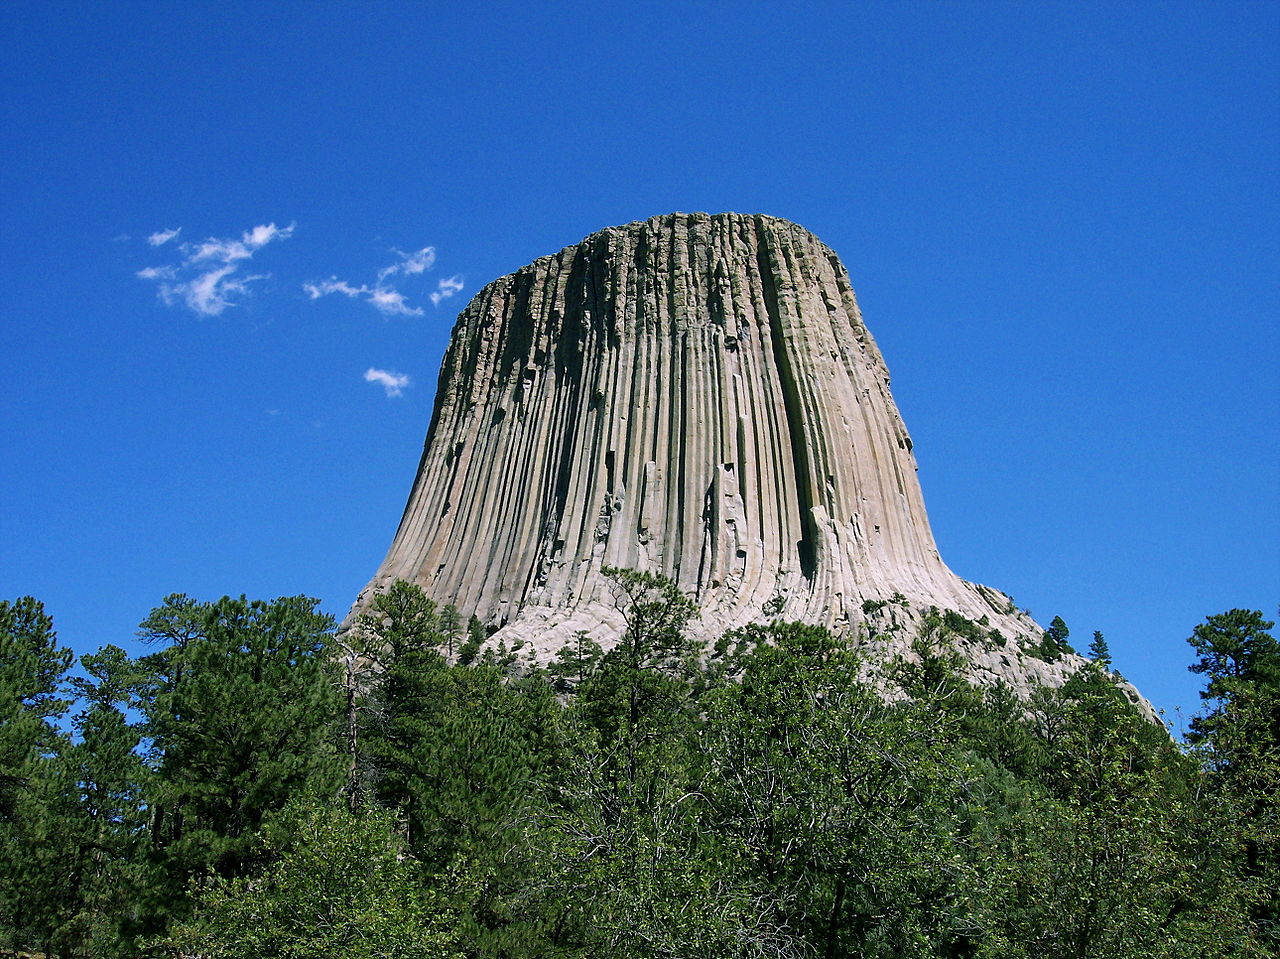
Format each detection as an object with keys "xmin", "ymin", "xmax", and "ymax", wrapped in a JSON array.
[{"xmin": 350, "ymin": 212, "xmax": 1086, "ymax": 691}]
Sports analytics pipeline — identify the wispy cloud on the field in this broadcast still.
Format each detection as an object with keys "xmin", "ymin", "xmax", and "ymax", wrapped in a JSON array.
[
  {"xmin": 147, "ymin": 227, "xmax": 181, "ymax": 247},
  {"xmin": 430, "ymin": 275, "xmax": 465, "ymax": 306},
  {"xmin": 306, "ymin": 245, "xmax": 459, "ymax": 317},
  {"xmin": 377, "ymin": 246, "xmax": 436, "ymax": 282},
  {"xmin": 303, "ymin": 278, "xmax": 366, "ymax": 300},
  {"xmin": 364, "ymin": 367, "xmax": 410, "ymax": 397},
  {"xmin": 136, "ymin": 222, "xmax": 294, "ymax": 316},
  {"xmin": 303, "ymin": 276, "xmax": 424, "ymax": 317}
]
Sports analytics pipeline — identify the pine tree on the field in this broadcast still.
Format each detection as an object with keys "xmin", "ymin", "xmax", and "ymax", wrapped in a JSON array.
[
  {"xmin": 358, "ymin": 581, "xmax": 449, "ymax": 848},
  {"xmin": 1088, "ymin": 629, "xmax": 1112, "ymax": 668},
  {"xmin": 1037, "ymin": 615, "xmax": 1076, "ymax": 662},
  {"xmin": 0, "ymin": 597, "xmax": 72, "ymax": 819},
  {"xmin": 1187, "ymin": 609, "xmax": 1280, "ymax": 948},
  {"xmin": 457, "ymin": 615, "xmax": 487, "ymax": 666},
  {"xmin": 0, "ymin": 597, "xmax": 74, "ymax": 954},
  {"xmin": 547, "ymin": 630, "xmax": 603, "ymax": 693},
  {"xmin": 439, "ymin": 603, "xmax": 462, "ymax": 660},
  {"xmin": 1187, "ymin": 609, "xmax": 1279, "ymax": 742},
  {"xmin": 141, "ymin": 594, "xmax": 343, "ymax": 887},
  {"xmin": 61, "ymin": 645, "xmax": 152, "ymax": 954}
]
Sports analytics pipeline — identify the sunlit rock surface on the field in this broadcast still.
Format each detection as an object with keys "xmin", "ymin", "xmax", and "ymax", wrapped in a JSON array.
[{"xmin": 351, "ymin": 212, "xmax": 1087, "ymax": 690}]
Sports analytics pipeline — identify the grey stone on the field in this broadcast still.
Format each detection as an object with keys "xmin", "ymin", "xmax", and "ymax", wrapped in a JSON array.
[{"xmin": 348, "ymin": 212, "xmax": 1120, "ymax": 695}]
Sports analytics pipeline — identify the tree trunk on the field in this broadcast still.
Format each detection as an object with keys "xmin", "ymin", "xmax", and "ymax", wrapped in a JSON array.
[{"xmin": 824, "ymin": 878, "xmax": 846, "ymax": 959}]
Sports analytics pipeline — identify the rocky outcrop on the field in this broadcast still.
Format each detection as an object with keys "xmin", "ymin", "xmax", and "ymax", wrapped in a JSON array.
[{"xmin": 351, "ymin": 212, "xmax": 1086, "ymax": 690}]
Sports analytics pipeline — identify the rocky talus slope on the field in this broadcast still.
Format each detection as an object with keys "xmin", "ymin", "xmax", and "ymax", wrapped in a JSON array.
[{"xmin": 352, "ymin": 212, "xmax": 1087, "ymax": 690}]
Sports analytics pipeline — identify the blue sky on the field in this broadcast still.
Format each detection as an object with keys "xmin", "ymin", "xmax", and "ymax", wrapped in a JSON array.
[{"xmin": 2, "ymin": 1, "xmax": 1275, "ymax": 724}]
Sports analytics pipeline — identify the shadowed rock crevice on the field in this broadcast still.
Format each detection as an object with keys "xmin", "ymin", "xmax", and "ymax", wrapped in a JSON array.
[{"xmin": 757, "ymin": 233, "xmax": 817, "ymax": 582}]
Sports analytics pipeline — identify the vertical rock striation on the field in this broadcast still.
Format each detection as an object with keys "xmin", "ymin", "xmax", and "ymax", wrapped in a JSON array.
[{"xmin": 352, "ymin": 212, "xmax": 1077, "ymax": 688}]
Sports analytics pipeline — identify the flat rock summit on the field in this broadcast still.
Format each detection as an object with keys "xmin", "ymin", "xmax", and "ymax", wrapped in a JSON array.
[{"xmin": 352, "ymin": 212, "xmax": 1088, "ymax": 690}]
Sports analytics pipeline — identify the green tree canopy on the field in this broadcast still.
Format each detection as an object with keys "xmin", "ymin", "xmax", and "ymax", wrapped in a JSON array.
[
  {"xmin": 141, "ymin": 594, "xmax": 343, "ymax": 881},
  {"xmin": 163, "ymin": 801, "xmax": 461, "ymax": 959},
  {"xmin": 0, "ymin": 596, "xmax": 72, "ymax": 819}
]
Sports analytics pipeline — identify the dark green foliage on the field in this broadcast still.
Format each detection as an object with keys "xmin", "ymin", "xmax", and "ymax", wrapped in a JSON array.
[
  {"xmin": 1089, "ymin": 628, "xmax": 1112, "ymax": 667},
  {"xmin": 356, "ymin": 581, "xmax": 562, "ymax": 954},
  {"xmin": 942, "ymin": 607, "xmax": 988, "ymax": 644},
  {"xmin": 357, "ymin": 581, "xmax": 453, "ymax": 849},
  {"xmin": 526, "ymin": 570, "xmax": 748, "ymax": 957},
  {"xmin": 136, "ymin": 592, "xmax": 344, "ymax": 942},
  {"xmin": 1186, "ymin": 609, "xmax": 1280, "ymax": 948},
  {"xmin": 703, "ymin": 623, "xmax": 975, "ymax": 956},
  {"xmin": 1031, "ymin": 614, "xmax": 1077, "ymax": 662},
  {"xmin": 4, "ymin": 644, "xmax": 153, "ymax": 958},
  {"xmin": 599, "ymin": 565, "xmax": 701, "ymax": 671},
  {"xmin": 573, "ymin": 567, "xmax": 703, "ymax": 795},
  {"xmin": 57, "ymin": 646, "xmax": 153, "ymax": 955},
  {"xmin": 890, "ymin": 607, "xmax": 977, "ymax": 700},
  {"xmin": 1050, "ymin": 614, "xmax": 1076, "ymax": 653},
  {"xmin": 860, "ymin": 592, "xmax": 908, "ymax": 621},
  {"xmin": 0, "ymin": 596, "xmax": 72, "ymax": 819},
  {"xmin": 438, "ymin": 603, "xmax": 463, "ymax": 660},
  {"xmin": 0, "ymin": 597, "xmax": 75, "ymax": 955},
  {"xmin": 969, "ymin": 679, "xmax": 1049, "ymax": 780},
  {"xmin": 164, "ymin": 800, "xmax": 461, "ymax": 958},
  {"xmin": 4, "ymin": 586, "xmax": 1275, "ymax": 958},
  {"xmin": 457, "ymin": 614, "xmax": 487, "ymax": 666},
  {"xmin": 910, "ymin": 605, "xmax": 1008, "ymax": 655},
  {"xmin": 1002, "ymin": 665, "xmax": 1232, "ymax": 956},
  {"xmin": 547, "ymin": 630, "xmax": 603, "ymax": 693},
  {"xmin": 1187, "ymin": 608, "xmax": 1278, "ymax": 742}
]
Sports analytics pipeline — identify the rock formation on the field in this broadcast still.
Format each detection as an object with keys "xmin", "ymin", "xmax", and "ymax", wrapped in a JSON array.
[{"xmin": 351, "ymin": 212, "xmax": 1086, "ymax": 689}]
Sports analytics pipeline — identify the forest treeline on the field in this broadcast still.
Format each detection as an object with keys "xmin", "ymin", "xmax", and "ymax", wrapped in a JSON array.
[{"xmin": 1, "ymin": 570, "xmax": 1277, "ymax": 958}]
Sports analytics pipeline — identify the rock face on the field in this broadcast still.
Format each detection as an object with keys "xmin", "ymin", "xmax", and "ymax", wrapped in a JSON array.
[{"xmin": 352, "ymin": 212, "xmax": 1082, "ymax": 689}]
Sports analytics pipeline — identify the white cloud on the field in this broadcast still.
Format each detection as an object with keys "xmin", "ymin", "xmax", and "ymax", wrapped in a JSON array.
[
  {"xmin": 244, "ymin": 223, "xmax": 290, "ymax": 248},
  {"xmin": 304, "ymin": 276, "xmax": 423, "ymax": 316},
  {"xmin": 364, "ymin": 367, "xmax": 410, "ymax": 397},
  {"xmin": 377, "ymin": 246, "xmax": 436, "ymax": 282},
  {"xmin": 187, "ymin": 222, "xmax": 294, "ymax": 265},
  {"xmin": 147, "ymin": 227, "xmax": 181, "ymax": 247},
  {"xmin": 430, "ymin": 275, "xmax": 465, "ymax": 306},
  {"xmin": 136, "ymin": 222, "xmax": 294, "ymax": 316},
  {"xmin": 306, "ymin": 244, "xmax": 458, "ymax": 318},
  {"xmin": 304, "ymin": 277, "xmax": 366, "ymax": 300},
  {"xmin": 367, "ymin": 288, "xmax": 422, "ymax": 316},
  {"xmin": 184, "ymin": 266, "xmax": 266, "ymax": 316}
]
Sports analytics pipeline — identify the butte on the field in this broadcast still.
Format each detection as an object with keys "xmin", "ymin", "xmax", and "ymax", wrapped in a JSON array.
[{"xmin": 348, "ymin": 212, "xmax": 1088, "ymax": 690}]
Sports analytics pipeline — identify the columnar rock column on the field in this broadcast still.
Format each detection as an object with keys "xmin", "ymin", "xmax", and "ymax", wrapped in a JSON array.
[{"xmin": 351, "ymin": 212, "xmax": 1074, "ymax": 687}]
